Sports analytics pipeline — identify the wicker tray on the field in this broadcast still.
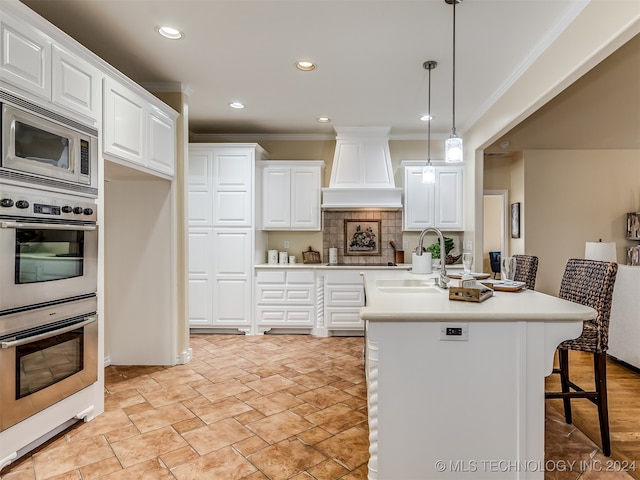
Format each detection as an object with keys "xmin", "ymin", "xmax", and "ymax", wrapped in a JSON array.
[{"xmin": 302, "ymin": 246, "xmax": 321, "ymax": 264}]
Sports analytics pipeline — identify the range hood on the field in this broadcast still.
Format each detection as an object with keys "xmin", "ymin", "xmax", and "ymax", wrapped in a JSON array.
[{"xmin": 321, "ymin": 127, "xmax": 402, "ymax": 210}]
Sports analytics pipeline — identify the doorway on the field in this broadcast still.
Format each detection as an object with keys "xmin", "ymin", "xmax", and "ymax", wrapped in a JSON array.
[{"xmin": 483, "ymin": 190, "xmax": 508, "ymax": 274}]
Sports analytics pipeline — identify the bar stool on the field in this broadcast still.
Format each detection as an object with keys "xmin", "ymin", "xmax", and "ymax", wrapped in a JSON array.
[
  {"xmin": 545, "ymin": 258, "xmax": 618, "ymax": 456},
  {"xmin": 513, "ymin": 254, "xmax": 538, "ymax": 290}
]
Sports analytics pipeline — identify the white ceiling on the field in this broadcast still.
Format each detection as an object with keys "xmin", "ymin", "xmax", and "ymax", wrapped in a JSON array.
[{"xmin": 19, "ymin": 0, "xmax": 589, "ymax": 139}]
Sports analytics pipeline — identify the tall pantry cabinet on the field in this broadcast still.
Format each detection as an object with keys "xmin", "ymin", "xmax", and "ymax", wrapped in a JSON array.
[{"xmin": 188, "ymin": 144, "xmax": 268, "ymax": 333}]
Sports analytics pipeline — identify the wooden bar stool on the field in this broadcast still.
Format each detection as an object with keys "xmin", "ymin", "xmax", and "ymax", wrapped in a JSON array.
[{"xmin": 545, "ymin": 258, "xmax": 618, "ymax": 456}]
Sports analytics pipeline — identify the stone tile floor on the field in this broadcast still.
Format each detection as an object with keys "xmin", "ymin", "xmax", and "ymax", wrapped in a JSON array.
[{"xmin": 0, "ymin": 334, "xmax": 634, "ymax": 479}]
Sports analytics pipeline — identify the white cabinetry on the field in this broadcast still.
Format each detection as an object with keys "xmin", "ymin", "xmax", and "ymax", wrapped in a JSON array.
[
  {"xmin": 0, "ymin": 9, "xmax": 102, "ymax": 123},
  {"xmin": 103, "ymin": 77, "xmax": 177, "ymax": 177},
  {"xmin": 402, "ymin": 162, "xmax": 463, "ymax": 231},
  {"xmin": 255, "ymin": 269, "xmax": 316, "ymax": 332},
  {"xmin": 188, "ymin": 144, "xmax": 268, "ymax": 332},
  {"xmin": 323, "ymin": 269, "xmax": 366, "ymax": 334},
  {"xmin": 261, "ymin": 161, "xmax": 324, "ymax": 230},
  {"xmin": 0, "ymin": 10, "xmax": 51, "ymax": 101}
]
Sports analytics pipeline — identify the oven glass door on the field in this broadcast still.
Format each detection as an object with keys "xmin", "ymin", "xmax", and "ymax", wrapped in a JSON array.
[
  {"xmin": 0, "ymin": 222, "xmax": 98, "ymax": 312},
  {"xmin": 15, "ymin": 318, "xmax": 86, "ymax": 398},
  {"xmin": 16, "ymin": 227, "xmax": 84, "ymax": 284}
]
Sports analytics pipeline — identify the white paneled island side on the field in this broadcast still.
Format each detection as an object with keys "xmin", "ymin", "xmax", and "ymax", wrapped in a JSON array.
[{"xmin": 360, "ymin": 270, "xmax": 595, "ymax": 480}]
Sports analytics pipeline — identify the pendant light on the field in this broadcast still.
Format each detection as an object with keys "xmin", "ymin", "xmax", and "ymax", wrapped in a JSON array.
[
  {"xmin": 445, "ymin": 0, "xmax": 463, "ymax": 163},
  {"xmin": 422, "ymin": 60, "xmax": 437, "ymax": 184}
]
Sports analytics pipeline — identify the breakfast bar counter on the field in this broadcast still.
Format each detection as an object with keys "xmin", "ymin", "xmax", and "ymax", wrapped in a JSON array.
[{"xmin": 360, "ymin": 270, "xmax": 595, "ymax": 480}]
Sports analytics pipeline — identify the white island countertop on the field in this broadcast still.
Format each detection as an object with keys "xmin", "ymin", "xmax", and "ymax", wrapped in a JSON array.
[
  {"xmin": 360, "ymin": 269, "xmax": 596, "ymax": 323},
  {"xmin": 359, "ymin": 269, "xmax": 596, "ymax": 480}
]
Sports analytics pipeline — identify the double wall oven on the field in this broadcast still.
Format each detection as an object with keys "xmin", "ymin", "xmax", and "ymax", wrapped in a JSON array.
[{"xmin": 0, "ymin": 95, "xmax": 99, "ymax": 432}]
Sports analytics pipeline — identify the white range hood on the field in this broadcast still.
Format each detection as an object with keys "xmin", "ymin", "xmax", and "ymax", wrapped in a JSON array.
[{"xmin": 321, "ymin": 126, "xmax": 402, "ymax": 210}]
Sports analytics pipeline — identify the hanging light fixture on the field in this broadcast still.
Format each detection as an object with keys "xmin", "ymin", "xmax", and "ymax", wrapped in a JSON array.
[
  {"xmin": 422, "ymin": 60, "xmax": 437, "ymax": 184},
  {"xmin": 445, "ymin": 0, "xmax": 463, "ymax": 163}
]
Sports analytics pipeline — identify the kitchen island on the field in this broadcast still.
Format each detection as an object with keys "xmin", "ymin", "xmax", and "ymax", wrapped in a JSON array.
[{"xmin": 360, "ymin": 270, "xmax": 595, "ymax": 480}]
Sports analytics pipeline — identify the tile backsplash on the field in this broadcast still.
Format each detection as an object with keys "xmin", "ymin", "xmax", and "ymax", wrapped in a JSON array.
[{"xmin": 322, "ymin": 210, "xmax": 404, "ymax": 265}]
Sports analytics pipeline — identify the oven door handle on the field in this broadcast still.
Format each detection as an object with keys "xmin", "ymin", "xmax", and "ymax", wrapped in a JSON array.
[
  {"xmin": 0, "ymin": 316, "xmax": 96, "ymax": 349},
  {"xmin": 0, "ymin": 222, "xmax": 97, "ymax": 231}
]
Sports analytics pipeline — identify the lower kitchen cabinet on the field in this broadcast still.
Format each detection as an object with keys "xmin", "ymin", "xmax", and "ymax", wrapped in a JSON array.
[
  {"xmin": 189, "ymin": 228, "xmax": 253, "ymax": 332},
  {"xmin": 255, "ymin": 269, "xmax": 316, "ymax": 333},
  {"xmin": 322, "ymin": 269, "xmax": 366, "ymax": 334}
]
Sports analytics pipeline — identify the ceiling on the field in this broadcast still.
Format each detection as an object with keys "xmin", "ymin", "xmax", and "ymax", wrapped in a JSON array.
[{"xmin": 19, "ymin": 0, "xmax": 594, "ymax": 140}]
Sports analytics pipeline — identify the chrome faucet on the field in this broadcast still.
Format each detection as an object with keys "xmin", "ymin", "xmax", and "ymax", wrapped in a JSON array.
[{"xmin": 416, "ymin": 227, "xmax": 449, "ymax": 289}]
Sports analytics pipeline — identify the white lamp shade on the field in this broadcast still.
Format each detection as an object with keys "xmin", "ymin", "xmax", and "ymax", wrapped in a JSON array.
[
  {"xmin": 585, "ymin": 242, "xmax": 617, "ymax": 262},
  {"xmin": 445, "ymin": 135, "xmax": 463, "ymax": 163}
]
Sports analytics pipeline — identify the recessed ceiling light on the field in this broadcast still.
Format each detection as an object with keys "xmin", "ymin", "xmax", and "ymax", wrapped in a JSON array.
[
  {"xmin": 229, "ymin": 102, "xmax": 245, "ymax": 109},
  {"xmin": 295, "ymin": 61, "xmax": 316, "ymax": 71},
  {"xmin": 156, "ymin": 26, "xmax": 184, "ymax": 40},
  {"xmin": 316, "ymin": 117, "xmax": 331, "ymax": 123},
  {"xmin": 420, "ymin": 114, "xmax": 434, "ymax": 122}
]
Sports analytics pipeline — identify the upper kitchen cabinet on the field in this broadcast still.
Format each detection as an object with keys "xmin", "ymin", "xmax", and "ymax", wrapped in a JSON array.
[
  {"xmin": 103, "ymin": 77, "xmax": 177, "ymax": 178},
  {"xmin": 188, "ymin": 144, "xmax": 268, "ymax": 227},
  {"xmin": 0, "ymin": 6, "xmax": 102, "ymax": 124},
  {"xmin": 261, "ymin": 161, "xmax": 324, "ymax": 231},
  {"xmin": 402, "ymin": 162, "xmax": 463, "ymax": 231}
]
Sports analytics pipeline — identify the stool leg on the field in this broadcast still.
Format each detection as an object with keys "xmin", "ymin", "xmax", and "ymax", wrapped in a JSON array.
[
  {"xmin": 558, "ymin": 349, "xmax": 572, "ymax": 424},
  {"xmin": 595, "ymin": 352, "xmax": 611, "ymax": 456}
]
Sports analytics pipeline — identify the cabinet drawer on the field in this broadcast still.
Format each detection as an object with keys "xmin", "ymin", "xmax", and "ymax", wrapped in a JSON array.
[
  {"xmin": 257, "ymin": 307, "xmax": 314, "ymax": 326},
  {"xmin": 286, "ymin": 270, "xmax": 315, "ymax": 284},
  {"xmin": 324, "ymin": 270, "xmax": 364, "ymax": 284},
  {"xmin": 256, "ymin": 286, "xmax": 286, "ymax": 302},
  {"xmin": 286, "ymin": 288, "xmax": 314, "ymax": 303},
  {"xmin": 325, "ymin": 308, "xmax": 363, "ymax": 328},
  {"xmin": 325, "ymin": 285, "xmax": 364, "ymax": 306},
  {"xmin": 256, "ymin": 270, "xmax": 286, "ymax": 283}
]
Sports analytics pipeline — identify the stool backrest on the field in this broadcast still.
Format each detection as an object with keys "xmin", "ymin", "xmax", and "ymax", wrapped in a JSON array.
[
  {"xmin": 558, "ymin": 258, "xmax": 618, "ymax": 352},
  {"xmin": 513, "ymin": 254, "xmax": 539, "ymax": 290}
]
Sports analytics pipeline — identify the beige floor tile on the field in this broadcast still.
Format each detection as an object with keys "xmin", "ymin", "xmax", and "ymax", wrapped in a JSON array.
[
  {"xmin": 246, "ymin": 410, "xmax": 314, "ymax": 444},
  {"xmin": 193, "ymin": 378, "xmax": 251, "ymax": 402},
  {"xmin": 307, "ymin": 458, "xmax": 350, "ymax": 479},
  {"xmin": 171, "ymin": 446, "xmax": 257, "ymax": 480},
  {"xmin": 233, "ymin": 434, "xmax": 270, "ymax": 456},
  {"xmin": 78, "ymin": 456, "xmax": 122, "ymax": 479},
  {"xmin": 110, "ymin": 426, "xmax": 188, "ymax": 468},
  {"xmin": 98, "ymin": 458, "xmax": 174, "ymax": 479},
  {"xmin": 190, "ymin": 396, "xmax": 253, "ymax": 424},
  {"xmin": 140, "ymin": 383, "xmax": 202, "ymax": 408},
  {"xmin": 159, "ymin": 445, "xmax": 199, "ymax": 469},
  {"xmin": 248, "ymin": 437, "xmax": 327, "ymax": 480},
  {"xmin": 315, "ymin": 427, "xmax": 370, "ymax": 471},
  {"xmin": 304, "ymin": 403, "xmax": 367, "ymax": 435},
  {"xmin": 245, "ymin": 374, "xmax": 296, "ymax": 396},
  {"xmin": 296, "ymin": 385, "xmax": 353, "ymax": 409},
  {"xmin": 245, "ymin": 390, "xmax": 304, "ymax": 416},
  {"xmin": 129, "ymin": 403, "xmax": 195, "ymax": 433},
  {"xmin": 33, "ymin": 435, "xmax": 114, "ymax": 479},
  {"xmin": 182, "ymin": 418, "xmax": 253, "ymax": 456},
  {"xmin": 66, "ymin": 409, "xmax": 132, "ymax": 442}
]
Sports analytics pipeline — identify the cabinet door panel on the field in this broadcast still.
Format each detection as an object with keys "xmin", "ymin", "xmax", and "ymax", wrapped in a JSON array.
[
  {"xmin": 262, "ymin": 168, "xmax": 291, "ymax": 229},
  {"xmin": 52, "ymin": 45, "xmax": 100, "ymax": 120},
  {"xmin": 147, "ymin": 104, "xmax": 175, "ymax": 175},
  {"xmin": 0, "ymin": 13, "xmax": 51, "ymax": 100},
  {"xmin": 214, "ymin": 191, "xmax": 250, "ymax": 226},
  {"xmin": 403, "ymin": 167, "xmax": 435, "ymax": 231},
  {"xmin": 188, "ymin": 152, "xmax": 213, "ymax": 225},
  {"xmin": 214, "ymin": 230, "xmax": 250, "ymax": 275},
  {"xmin": 189, "ymin": 278, "xmax": 211, "ymax": 325},
  {"xmin": 214, "ymin": 279, "xmax": 250, "ymax": 324},
  {"xmin": 212, "ymin": 151, "xmax": 252, "ymax": 226},
  {"xmin": 291, "ymin": 168, "xmax": 321, "ymax": 229},
  {"xmin": 103, "ymin": 78, "xmax": 145, "ymax": 164},
  {"xmin": 435, "ymin": 168, "xmax": 463, "ymax": 230},
  {"xmin": 188, "ymin": 230, "xmax": 211, "ymax": 275}
]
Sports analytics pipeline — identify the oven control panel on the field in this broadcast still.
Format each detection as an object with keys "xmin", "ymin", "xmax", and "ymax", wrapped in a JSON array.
[{"xmin": 0, "ymin": 184, "xmax": 97, "ymax": 222}]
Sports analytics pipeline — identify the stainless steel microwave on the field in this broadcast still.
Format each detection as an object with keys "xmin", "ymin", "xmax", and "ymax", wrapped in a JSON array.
[{"xmin": 1, "ymin": 99, "xmax": 98, "ymax": 196}]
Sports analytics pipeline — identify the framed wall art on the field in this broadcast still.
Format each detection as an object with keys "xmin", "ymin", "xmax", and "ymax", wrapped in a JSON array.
[
  {"xmin": 344, "ymin": 219, "xmax": 381, "ymax": 255},
  {"xmin": 511, "ymin": 202, "xmax": 521, "ymax": 238}
]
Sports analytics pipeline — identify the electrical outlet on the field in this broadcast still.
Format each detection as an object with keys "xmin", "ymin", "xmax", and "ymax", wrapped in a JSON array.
[
  {"xmin": 284, "ymin": 240, "xmax": 290, "ymax": 249},
  {"xmin": 403, "ymin": 240, "xmax": 409, "ymax": 250},
  {"xmin": 463, "ymin": 240, "xmax": 472, "ymax": 250},
  {"xmin": 440, "ymin": 323, "xmax": 468, "ymax": 341}
]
